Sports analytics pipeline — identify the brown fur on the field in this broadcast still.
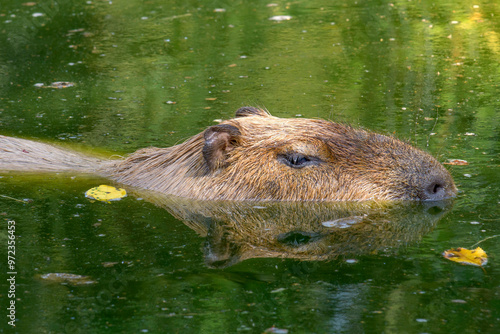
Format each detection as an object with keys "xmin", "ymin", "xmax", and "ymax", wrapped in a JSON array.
[
  {"xmin": 0, "ymin": 135, "xmax": 108, "ymax": 173},
  {"xmin": 0, "ymin": 107, "xmax": 456, "ymax": 201},
  {"xmin": 112, "ymin": 107, "xmax": 456, "ymax": 201}
]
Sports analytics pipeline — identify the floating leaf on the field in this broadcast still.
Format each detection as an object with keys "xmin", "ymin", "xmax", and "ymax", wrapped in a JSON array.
[
  {"xmin": 85, "ymin": 185, "xmax": 127, "ymax": 202},
  {"xmin": 444, "ymin": 159, "xmax": 468, "ymax": 165},
  {"xmin": 269, "ymin": 15, "xmax": 292, "ymax": 21},
  {"xmin": 39, "ymin": 273, "xmax": 97, "ymax": 285},
  {"xmin": 48, "ymin": 81, "xmax": 75, "ymax": 89},
  {"xmin": 264, "ymin": 326, "xmax": 289, "ymax": 334},
  {"xmin": 34, "ymin": 81, "xmax": 76, "ymax": 89},
  {"xmin": 442, "ymin": 247, "xmax": 488, "ymax": 267},
  {"xmin": 102, "ymin": 262, "xmax": 119, "ymax": 268}
]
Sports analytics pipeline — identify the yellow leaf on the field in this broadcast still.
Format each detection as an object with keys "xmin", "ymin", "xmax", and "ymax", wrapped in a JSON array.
[
  {"xmin": 85, "ymin": 185, "xmax": 127, "ymax": 202},
  {"xmin": 442, "ymin": 247, "xmax": 488, "ymax": 267}
]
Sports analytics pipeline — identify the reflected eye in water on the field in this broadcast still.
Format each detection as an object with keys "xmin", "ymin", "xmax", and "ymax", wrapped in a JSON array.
[{"xmin": 276, "ymin": 231, "xmax": 323, "ymax": 247}]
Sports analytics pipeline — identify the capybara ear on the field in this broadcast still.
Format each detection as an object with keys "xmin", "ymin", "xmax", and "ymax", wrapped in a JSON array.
[
  {"xmin": 235, "ymin": 106, "xmax": 269, "ymax": 118},
  {"xmin": 203, "ymin": 124, "xmax": 241, "ymax": 171}
]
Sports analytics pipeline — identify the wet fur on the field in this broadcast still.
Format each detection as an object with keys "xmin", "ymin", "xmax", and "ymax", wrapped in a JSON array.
[
  {"xmin": 112, "ymin": 108, "xmax": 456, "ymax": 201},
  {"xmin": 0, "ymin": 107, "xmax": 456, "ymax": 201}
]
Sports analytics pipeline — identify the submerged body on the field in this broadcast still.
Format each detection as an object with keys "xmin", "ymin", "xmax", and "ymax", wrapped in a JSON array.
[{"xmin": 0, "ymin": 107, "xmax": 457, "ymax": 201}]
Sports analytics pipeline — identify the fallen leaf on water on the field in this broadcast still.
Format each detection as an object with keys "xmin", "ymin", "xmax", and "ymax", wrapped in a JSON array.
[
  {"xmin": 442, "ymin": 247, "xmax": 488, "ymax": 267},
  {"xmin": 34, "ymin": 81, "xmax": 76, "ymax": 89},
  {"xmin": 444, "ymin": 159, "xmax": 468, "ymax": 165},
  {"xmin": 102, "ymin": 262, "xmax": 119, "ymax": 268},
  {"xmin": 48, "ymin": 81, "xmax": 75, "ymax": 88},
  {"xmin": 264, "ymin": 326, "xmax": 289, "ymax": 334},
  {"xmin": 39, "ymin": 273, "xmax": 97, "ymax": 285},
  {"xmin": 85, "ymin": 185, "xmax": 127, "ymax": 202},
  {"xmin": 451, "ymin": 299, "xmax": 467, "ymax": 304},
  {"xmin": 269, "ymin": 15, "xmax": 292, "ymax": 21}
]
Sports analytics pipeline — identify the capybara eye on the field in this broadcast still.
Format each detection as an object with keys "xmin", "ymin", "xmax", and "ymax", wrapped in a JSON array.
[{"xmin": 277, "ymin": 153, "xmax": 320, "ymax": 168}]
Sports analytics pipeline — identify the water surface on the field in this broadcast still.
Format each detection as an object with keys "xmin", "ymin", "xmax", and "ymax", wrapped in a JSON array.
[{"xmin": 0, "ymin": 0, "xmax": 499, "ymax": 333}]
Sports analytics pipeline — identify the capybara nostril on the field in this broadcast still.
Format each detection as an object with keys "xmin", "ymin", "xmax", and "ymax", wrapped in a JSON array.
[
  {"xmin": 425, "ymin": 182, "xmax": 445, "ymax": 199},
  {"xmin": 422, "ymin": 179, "xmax": 455, "ymax": 201},
  {"xmin": 431, "ymin": 182, "xmax": 444, "ymax": 194}
]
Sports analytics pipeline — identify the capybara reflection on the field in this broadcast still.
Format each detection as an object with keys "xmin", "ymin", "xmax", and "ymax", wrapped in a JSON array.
[
  {"xmin": 0, "ymin": 107, "xmax": 456, "ymax": 201},
  {"xmin": 138, "ymin": 195, "xmax": 453, "ymax": 268}
]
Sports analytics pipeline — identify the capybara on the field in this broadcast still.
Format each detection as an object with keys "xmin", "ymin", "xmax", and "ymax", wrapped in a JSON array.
[{"xmin": 0, "ymin": 106, "xmax": 457, "ymax": 201}]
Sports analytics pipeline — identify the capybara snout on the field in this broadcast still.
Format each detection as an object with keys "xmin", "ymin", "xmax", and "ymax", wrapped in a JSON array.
[{"xmin": 113, "ymin": 106, "xmax": 457, "ymax": 201}]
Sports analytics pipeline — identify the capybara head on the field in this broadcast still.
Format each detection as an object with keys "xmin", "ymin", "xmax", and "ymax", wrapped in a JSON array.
[{"xmin": 113, "ymin": 107, "xmax": 457, "ymax": 201}]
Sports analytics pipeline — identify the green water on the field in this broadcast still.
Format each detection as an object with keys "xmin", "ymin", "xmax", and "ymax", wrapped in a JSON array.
[{"xmin": 0, "ymin": 0, "xmax": 499, "ymax": 333}]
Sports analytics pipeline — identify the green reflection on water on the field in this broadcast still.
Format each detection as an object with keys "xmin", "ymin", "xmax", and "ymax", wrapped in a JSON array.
[{"xmin": 0, "ymin": 0, "xmax": 499, "ymax": 333}]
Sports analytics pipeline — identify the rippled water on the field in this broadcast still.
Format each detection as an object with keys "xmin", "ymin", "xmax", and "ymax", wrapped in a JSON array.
[{"xmin": 0, "ymin": 0, "xmax": 499, "ymax": 333}]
